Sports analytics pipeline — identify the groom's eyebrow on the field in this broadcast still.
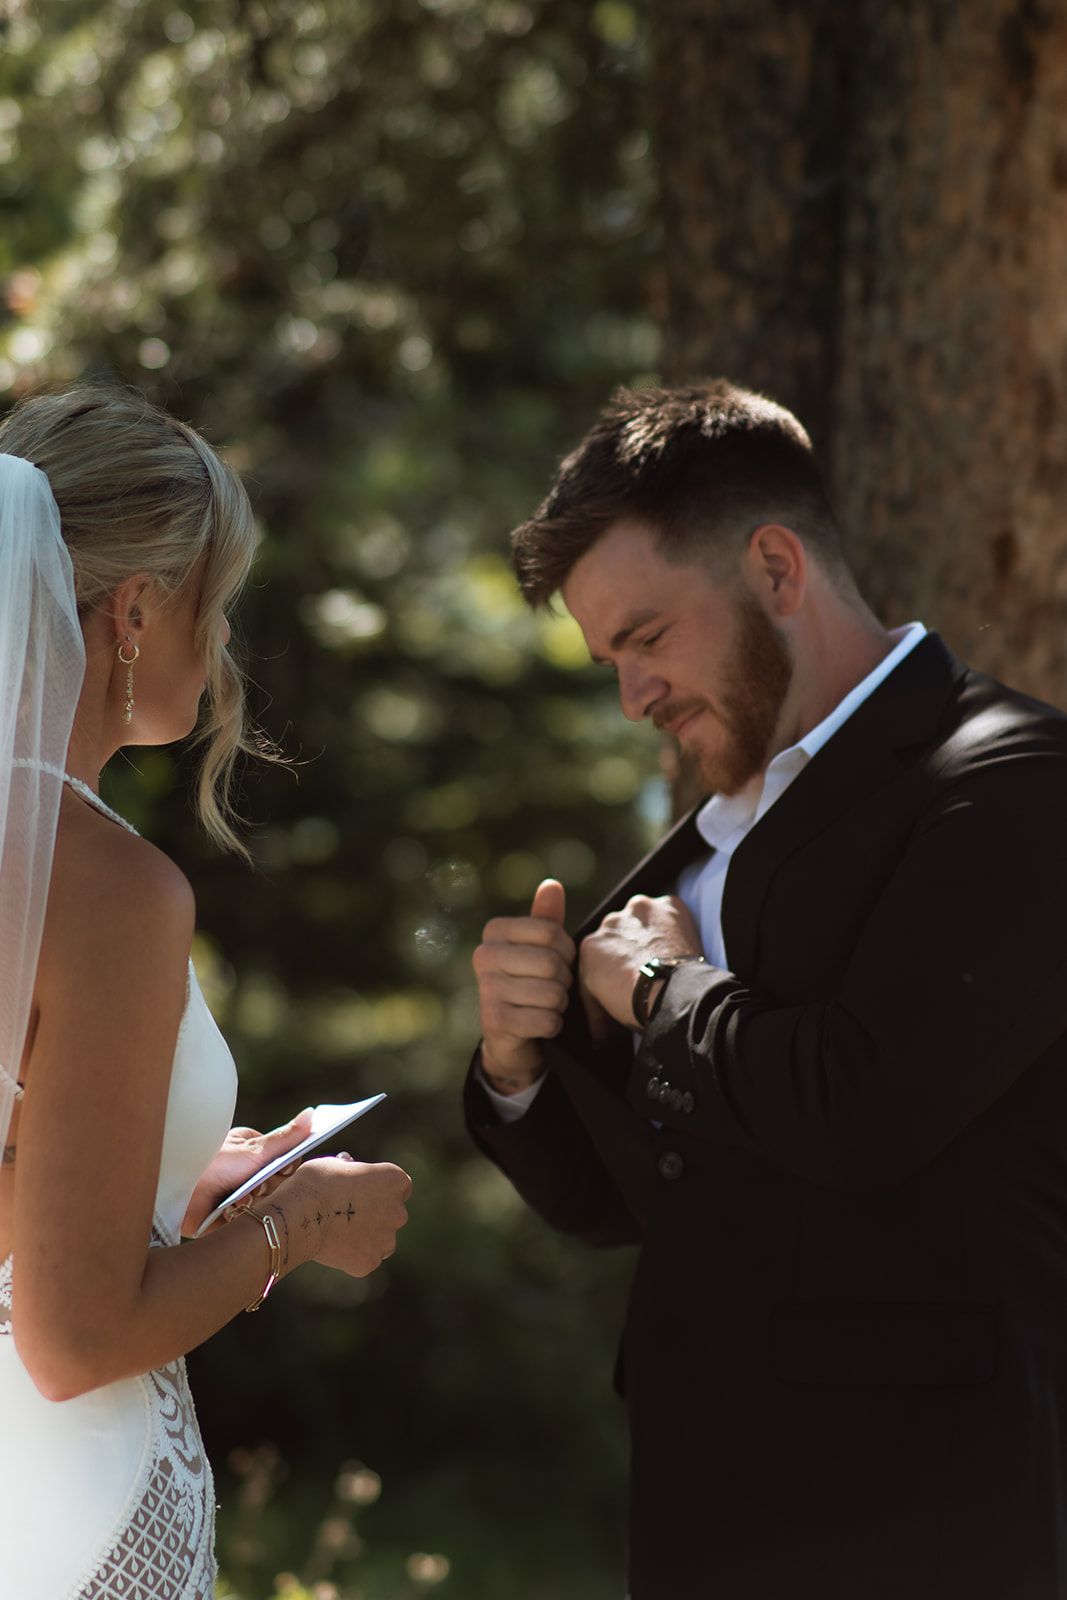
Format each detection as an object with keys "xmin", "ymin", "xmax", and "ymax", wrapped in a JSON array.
[{"xmin": 600, "ymin": 608, "xmax": 660, "ymax": 659}]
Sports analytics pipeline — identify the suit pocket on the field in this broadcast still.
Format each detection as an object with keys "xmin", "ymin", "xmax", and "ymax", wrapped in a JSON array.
[{"xmin": 773, "ymin": 1304, "xmax": 996, "ymax": 1387}]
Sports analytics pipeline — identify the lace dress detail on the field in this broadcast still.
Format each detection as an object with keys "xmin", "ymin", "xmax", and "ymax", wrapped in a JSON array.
[
  {"xmin": 75, "ymin": 1361, "xmax": 216, "ymax": 1600},
  {"xmin": 1, "ymin": 1078, "xmax": 21, "ymax": 1334},
  {"xmin": 1, "ymin": 778, "xmax": 238, "ymax": 1599},
  {"xmin": 65, "ymin": 1234, "xmax": 217, "ymax": 1600},
  {"xmin": 0, "ymin": 1251, "xmax": 11, "ymax": 1336},
  {"xmin": 2, "ymin": 1241, "xmax": 219, "ymax": 1600}
]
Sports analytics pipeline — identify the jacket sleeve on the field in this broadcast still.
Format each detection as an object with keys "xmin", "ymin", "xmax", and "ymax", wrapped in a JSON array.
[
  {"xmin": 464, "ymin": 1042, "xmax": 643, "ymax": 1247},
  {"xmin": 634, "ymin": 744, "xmax": 1067, "ymax": 1190}
]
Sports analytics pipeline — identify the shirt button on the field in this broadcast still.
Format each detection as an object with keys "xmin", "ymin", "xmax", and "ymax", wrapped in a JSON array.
[{"xmin": 657, "ymin": 1150, "xmax": 685, "ymax": 1181}]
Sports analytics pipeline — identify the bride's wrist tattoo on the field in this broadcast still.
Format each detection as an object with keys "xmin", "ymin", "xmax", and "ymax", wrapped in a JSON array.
[{"xmin": 300, "ymin": 1204, "xmax": 328, "ymax": 1237}]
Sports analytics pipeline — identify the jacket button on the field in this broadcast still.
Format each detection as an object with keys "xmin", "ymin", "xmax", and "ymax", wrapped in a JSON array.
[
  {"xmin": 668, "ymin": 1089, "xmax": 683, "ymax": 1112},
  {"xmin": 681, "ymin": 1092, "xmax": 694, "ymax": 1114},
  {"xmin": 657, "ymin": 1150, "xmax": 684, "ymax": 1181}
]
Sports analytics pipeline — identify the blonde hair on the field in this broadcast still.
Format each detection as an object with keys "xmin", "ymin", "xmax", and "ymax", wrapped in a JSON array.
[{"xmin": 0, "ymin": 387, "xmax": 262, "ymax": 854}]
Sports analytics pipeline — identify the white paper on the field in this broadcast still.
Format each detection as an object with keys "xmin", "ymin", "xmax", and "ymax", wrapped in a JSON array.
[{"xmin": 193, "ymin": 1093, "xmax": 386, "ymax": 1236}]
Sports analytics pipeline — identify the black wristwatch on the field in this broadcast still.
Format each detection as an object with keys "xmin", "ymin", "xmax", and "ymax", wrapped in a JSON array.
[{"xmin": 632, "ymin": 955, "xmax": 706, "ymax": 1029}]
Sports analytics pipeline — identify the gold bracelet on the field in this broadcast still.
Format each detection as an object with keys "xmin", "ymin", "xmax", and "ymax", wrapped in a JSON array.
[{"xmin": 235, "ymin": 1202, "xmax": 281, "ymax": 1312}]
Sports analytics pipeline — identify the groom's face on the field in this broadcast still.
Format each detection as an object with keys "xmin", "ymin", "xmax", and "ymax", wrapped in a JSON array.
[{"xmin": 561, "ymin": 519, "xmax": 794, "ymax": 796}]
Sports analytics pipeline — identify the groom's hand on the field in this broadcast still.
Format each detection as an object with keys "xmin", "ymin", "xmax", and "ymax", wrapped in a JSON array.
[
  {"xmin": 580, "ymin": 893, "xmax": 703, "ymax": 1030},
  {"xmin": 473, "ymin": 878, "xmax": 575, "ymax": 1094}
]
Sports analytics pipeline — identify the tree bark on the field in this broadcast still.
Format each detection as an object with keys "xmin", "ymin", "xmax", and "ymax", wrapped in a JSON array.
[{"xmin": 653, "ymin": 0, "xmax": 1067, "ymax": 702}]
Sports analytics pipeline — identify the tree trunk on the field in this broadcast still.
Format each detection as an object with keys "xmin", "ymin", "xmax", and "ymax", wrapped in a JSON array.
[{"xmin": 652, "ymin": 0, "xmax": 1067, "ymax": 703}]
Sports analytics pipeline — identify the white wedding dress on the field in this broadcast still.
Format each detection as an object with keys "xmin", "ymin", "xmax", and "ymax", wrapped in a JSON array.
[{"xmin": 0, "ymin": 791, "xmax": 237, "ymax": 1599}]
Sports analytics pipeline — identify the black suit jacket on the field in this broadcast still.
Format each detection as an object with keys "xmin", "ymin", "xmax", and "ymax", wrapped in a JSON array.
[{"xmin": 466, "ymin": 635, "xmax": 1067, "ymax": 1598}]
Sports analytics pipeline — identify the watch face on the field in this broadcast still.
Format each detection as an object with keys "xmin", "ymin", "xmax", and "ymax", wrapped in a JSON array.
[{"xmin": 645, "ymin": 955, "xmax": 703, "ymax": 978}]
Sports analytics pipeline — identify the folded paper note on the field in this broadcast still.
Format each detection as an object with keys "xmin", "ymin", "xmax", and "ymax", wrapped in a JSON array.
[{"xmin": 194, "ymin": 1094, "xmax": 386, "ymax": 1236}]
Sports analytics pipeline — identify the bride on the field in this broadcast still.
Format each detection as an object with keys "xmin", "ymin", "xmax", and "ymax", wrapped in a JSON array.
[{"xmin": 0, "ymin": 389, "xmax": 412, "ymax": 1599}]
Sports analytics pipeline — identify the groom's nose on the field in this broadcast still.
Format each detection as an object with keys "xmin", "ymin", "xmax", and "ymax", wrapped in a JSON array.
[{"xmin": 618, "ymin": 660, "xmax": 667, "ymax": 723}]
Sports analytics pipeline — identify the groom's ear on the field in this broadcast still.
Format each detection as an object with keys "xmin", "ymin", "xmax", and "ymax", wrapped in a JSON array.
[{"xmin": 745, "ymin": 523, "xmax": 806, "ymax": 618}]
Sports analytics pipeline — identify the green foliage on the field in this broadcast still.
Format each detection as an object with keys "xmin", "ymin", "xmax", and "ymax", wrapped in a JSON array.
[{"xmin": 1, "ymin": 0, "xmax": 659, "ymax": 1591}]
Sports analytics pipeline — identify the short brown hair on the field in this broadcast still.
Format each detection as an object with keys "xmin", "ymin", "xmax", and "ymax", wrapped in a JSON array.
[{"xmin": 510, "ymin": 380, "xmax": 845, "ymax": 606}]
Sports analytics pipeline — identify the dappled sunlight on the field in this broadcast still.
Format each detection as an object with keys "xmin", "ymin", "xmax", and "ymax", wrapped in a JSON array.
[
  {"xmin": 306, "ymin": 989, "xmax": 446, "ymax": 1058},
  {"xmin": 233, "ymin": 973, "xmax": 291, "ymax": 1041},
  {"xmin": 392, "ymin": 554, "xmax": 543, "ymax": 683},
  {"xmin": 301, "ymin": 588, "xmax": 388, "ymax": 647},
  {"xmin": 190, "ymin": 932, "xmax": 237, "ymax": 1022},
  {"xmin": 360, "ymin": 686, "xmax": 442, "ymax": 742},
  {"xmin": 214, "ymin": 1452, "xmax": 451, "ymax": 1599},
  {"xmin": 587, "ymin": 753, "xmax": 640, "ymax": 804},
  {"xmin": 404, "ymin": 781, "xmax": 481, "ymax": 831},
  {"xmin": 536, "ymin": 609, "xmax": 590, "ymax": 669},
  {"xmin": 492, "ymin": 850, "xmax": 545, "ymax": 901}
]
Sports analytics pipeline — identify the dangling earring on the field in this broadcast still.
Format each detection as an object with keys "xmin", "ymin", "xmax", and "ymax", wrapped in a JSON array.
[{"xmin": 117, "ymin": 637, "xmax": 139, "ymax": 725}]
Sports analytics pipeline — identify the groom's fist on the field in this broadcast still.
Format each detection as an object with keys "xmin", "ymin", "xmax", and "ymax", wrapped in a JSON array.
[{"xmin": 473, "ymin": 877, "xmax": 575, "ymax": 1094}]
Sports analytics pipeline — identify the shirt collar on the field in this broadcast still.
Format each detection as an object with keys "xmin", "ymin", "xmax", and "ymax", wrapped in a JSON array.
[{"xmin": 695, "ymin": 622, "xmax": 927, "ymax": 855}]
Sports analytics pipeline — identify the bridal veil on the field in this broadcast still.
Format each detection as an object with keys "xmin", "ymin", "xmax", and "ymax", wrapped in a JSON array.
[{"xmin": 0, "ymin": 453, "xmax": 85, "ymax": 1162}]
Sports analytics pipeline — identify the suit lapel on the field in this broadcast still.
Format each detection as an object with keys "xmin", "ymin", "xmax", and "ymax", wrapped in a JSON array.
[
  {"xmin": 558, "ymin": 806, "xmax": 711, "ymax": 1058},
  {"xmin": 562, "ymin": 632, "xmax": 962, "ymax": 1037},
  {"xmin": 722, "ymin": 633, "xmax": 962, "ymax": 976},
  {"xmin": 573, "ymin": 804, "xmax": 710, "ymax": 942}
]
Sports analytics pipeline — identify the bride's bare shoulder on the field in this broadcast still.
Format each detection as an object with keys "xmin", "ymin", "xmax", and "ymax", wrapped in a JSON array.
[{"xmin": 43, "ymin": 790, "xmax": 195, "ymax": 972}]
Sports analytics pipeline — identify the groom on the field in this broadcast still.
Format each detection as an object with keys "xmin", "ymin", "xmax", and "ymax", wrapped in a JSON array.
[{"xmin": 466, "ymin": 381, "xmax": 1067, "ymax": 1598}]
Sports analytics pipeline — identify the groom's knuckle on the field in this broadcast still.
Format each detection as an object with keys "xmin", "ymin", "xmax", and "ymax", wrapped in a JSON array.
[{"xmin": 472, "ymin": 942, "xmax": 494, "ymax": 975}]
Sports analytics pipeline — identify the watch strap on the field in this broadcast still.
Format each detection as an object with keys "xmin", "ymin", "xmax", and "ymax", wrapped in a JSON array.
[{"xmin": 632, "ymin": 955, "xmax": 706, "ymax": 1029}]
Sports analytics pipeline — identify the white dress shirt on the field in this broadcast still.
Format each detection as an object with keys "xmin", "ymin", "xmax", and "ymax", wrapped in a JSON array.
[
  {"xmin": 484, "ymin": 622, "xmax": 927, "ymax": 1122},
  {"xmin": 676, "ymin": 621, "xmax": 926, "ymax": 964}
]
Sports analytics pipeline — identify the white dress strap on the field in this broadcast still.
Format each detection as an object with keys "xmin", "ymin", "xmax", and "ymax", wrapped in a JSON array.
[
  {"xmin": 60, "ymin": 773, "xmax": 139, "ymax": 836},
  {"xmin": 12, "ymin": 759, "xmax": 140, "ymax": 836}
]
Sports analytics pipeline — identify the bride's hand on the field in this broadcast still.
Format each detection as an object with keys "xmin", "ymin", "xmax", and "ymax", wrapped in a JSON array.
[
  {"xmin": 275, "ymin": 1155, "xmax": 412, "ymax": 1278},
  {"xmin": 180, "ymin": 1110, "xmax": 314, "ymax": 1237}
]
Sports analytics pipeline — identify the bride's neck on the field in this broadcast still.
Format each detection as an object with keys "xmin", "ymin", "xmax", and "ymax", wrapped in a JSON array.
[
  {"xmin": 65, "ymin": 670, "xmax": 119, "ymax": 794},
  {"xmin": 66, "ymin": 609, "xmax": 135, "ymax": 791}
]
